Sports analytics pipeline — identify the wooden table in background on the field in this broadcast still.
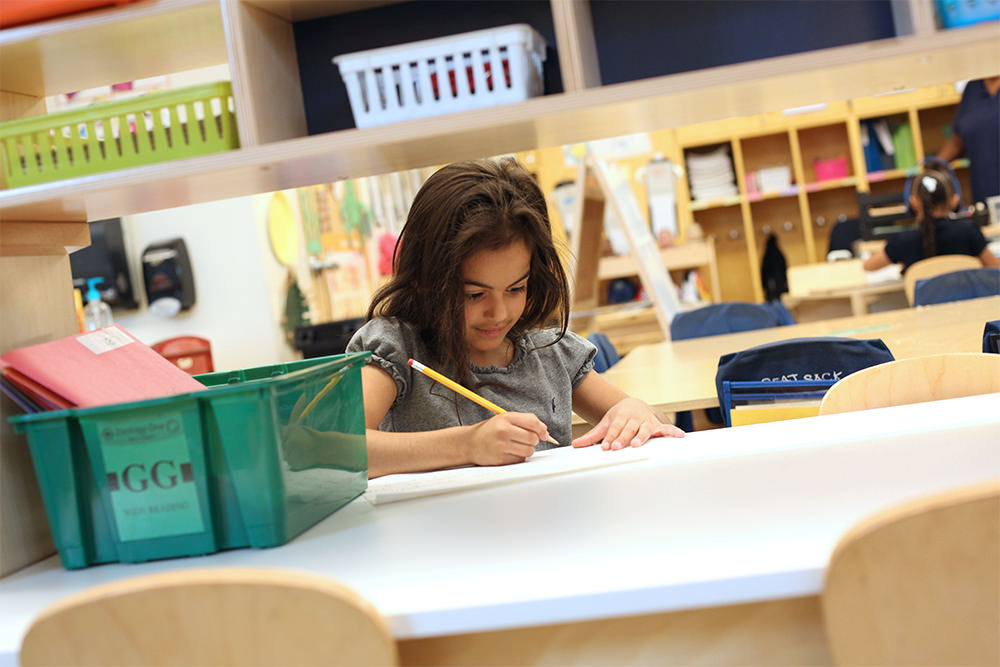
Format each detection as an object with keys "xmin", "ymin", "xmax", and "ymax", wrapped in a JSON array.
[
  {"xmin": 603, "ymin": 296, "xmax": 1000, "ymax": 414},
  {"xmin": 781, "ymin": 279, "xmax": 906, "ymax": 321}
]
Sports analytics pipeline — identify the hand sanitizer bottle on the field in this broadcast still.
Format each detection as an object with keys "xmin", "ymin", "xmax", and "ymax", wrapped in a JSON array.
[{"xmin": 83, "ymin": 278, "xmax": 113, "ymax": 331}]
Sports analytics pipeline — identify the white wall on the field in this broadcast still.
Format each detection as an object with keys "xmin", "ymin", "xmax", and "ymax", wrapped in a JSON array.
[{"xmin": 114, "ymin": 195, "xmax": 298, "ymax": 372}]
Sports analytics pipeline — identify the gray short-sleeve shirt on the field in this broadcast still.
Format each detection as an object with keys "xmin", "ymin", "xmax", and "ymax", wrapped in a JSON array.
[{"xmin": 345, "ymin": 317, "xmax": 596, "ymax": 449}]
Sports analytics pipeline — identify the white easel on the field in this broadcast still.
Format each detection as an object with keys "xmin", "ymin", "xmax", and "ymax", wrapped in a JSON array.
[{"xmin": 568, "ymin": 156, "xmax": 682, "ymax": 340}]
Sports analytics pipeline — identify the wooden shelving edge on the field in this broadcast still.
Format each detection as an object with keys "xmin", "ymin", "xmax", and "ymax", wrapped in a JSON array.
[
  {"xmin": 2, "ymin": 21, "xmax": 998, "ymax": 224},
  {"xmin": 0, "ymin": 0, "xmax": 226, "ymax": 102}
]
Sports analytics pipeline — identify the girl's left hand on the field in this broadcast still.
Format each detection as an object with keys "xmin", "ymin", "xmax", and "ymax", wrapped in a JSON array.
[{"xmin": 571, "ymin": 397, "xmax": 684, "ymax": 450}]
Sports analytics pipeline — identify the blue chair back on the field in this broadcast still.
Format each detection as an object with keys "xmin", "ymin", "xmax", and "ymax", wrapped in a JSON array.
[
  {"xmin": 670, "ymin": 301, "xmax": 793, "ymax": 341},
  {"xmin": 587, "ymin": 332, "xmax": 621, "ymax": 373},
  {"xmin": 670, "ymin": 301, "xmax": 794, "ymax": 430},
  {"xmin": 714, "ymin": 337, "xmax": 895, "ymax": 426},
  {"xmin": 913, "ymin": 268, "xmax": 1000, "ymax": 307},
  {"xmin": 985, "ymin": 320, "xmax": 1000, "ymax": 354}
]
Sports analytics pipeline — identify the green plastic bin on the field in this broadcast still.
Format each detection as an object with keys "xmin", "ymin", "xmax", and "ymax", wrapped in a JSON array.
[
  {"xmin": 10, "ymin": 352, "xmax": 369, "ymax": 570},
  {"xmin": 0, "ymin": 82, "xmax": 239, "ymax": 189}
]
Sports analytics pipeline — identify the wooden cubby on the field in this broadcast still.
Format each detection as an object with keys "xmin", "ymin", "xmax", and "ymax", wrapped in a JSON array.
[
  {"xmin": 917, "ymin": 102, "xmax": 959, "ymax": 155},
  {"xmin": 751, "ymin": 196, "xmax": 809, "ymax": 267},
  {"xmin": 740, "ymin": 133, "xmax": 794, "ymax": 183},
  {"xmin": 798, "ymin": 122, "xmax": 854, "ymax": 184},
  {"xmin": 1, "ymin": 0, "xmax": 999, "ymax": 575},
  {"xmin": 806, "ymin": 187, "xmax": 860, "ymax": 258},
  {"xmin": 691, "ymin": 204, "xmax": 751, "ymax": 302}
]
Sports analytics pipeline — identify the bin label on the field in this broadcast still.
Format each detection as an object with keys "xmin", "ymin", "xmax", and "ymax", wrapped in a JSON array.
[{"xmin": 98, "ymin": 412, "xmax": 205, "ymax": 542}]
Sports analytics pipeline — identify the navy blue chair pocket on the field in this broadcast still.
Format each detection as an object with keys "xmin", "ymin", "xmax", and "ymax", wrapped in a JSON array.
[{"xmin": 714, "ymin": 337, "xmax": 895, "ymax": 426}]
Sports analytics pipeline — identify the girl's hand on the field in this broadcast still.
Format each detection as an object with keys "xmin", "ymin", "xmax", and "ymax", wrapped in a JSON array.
[
  {"xmin": 571, "ymin": 397, "xmax": 684, "ymax": 450},
  {"xmin": 468, "ymin": 412, "xmax": 548, "ymax": 466}
]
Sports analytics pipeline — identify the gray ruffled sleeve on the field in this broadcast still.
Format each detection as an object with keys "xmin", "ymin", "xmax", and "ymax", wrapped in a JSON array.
[
  {"xmin": 345, "ymin": 318, "xmax": 421, "ymax": 405},
  {"xmin": 564, "ymin": 330, "xmax": 597, "ymax": 388}
]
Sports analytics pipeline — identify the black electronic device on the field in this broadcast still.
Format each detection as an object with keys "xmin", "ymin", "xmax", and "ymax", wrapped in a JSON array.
[
  {"xmin": 860, "ymin": 157, "xmax": 974, "ymax": 241},
  {"xmin": 294, "ymin": 318, "xmax": 364, "ymax": 359},
  {"xmin": 69, "ymin": 218, "xmax": 139, "ymax": 309},
  {"xmin": 859, "ymin": 188, "xmax": 990, "ymax": 242},
  {"xmin": 857, "ymin": 191, "xmax": 914, "ymax": 241},
  {"xmin": 141, "ymin": 238, "xmax": 196, "ymax": 317}
]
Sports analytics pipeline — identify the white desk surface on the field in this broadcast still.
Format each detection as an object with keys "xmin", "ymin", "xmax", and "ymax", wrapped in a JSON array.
[{"xmin": 2, "ymin": 393, "xmax": 999, "ymax": 661}]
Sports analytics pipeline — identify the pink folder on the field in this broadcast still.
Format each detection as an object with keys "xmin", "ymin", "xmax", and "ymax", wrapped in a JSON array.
[{"xmin": 0, "ymin": 325, "xmax": 206, "ymax": 409}]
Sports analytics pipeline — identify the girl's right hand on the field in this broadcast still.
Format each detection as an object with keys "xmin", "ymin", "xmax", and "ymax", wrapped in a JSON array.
[{"xmin": 469, "ymin": 412, "xmax": 548, "ymax": 466}]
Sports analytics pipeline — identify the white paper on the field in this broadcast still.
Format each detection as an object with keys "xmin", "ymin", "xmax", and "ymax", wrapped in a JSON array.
[
  {"xmin": 76, "ymin": 326, "xmax": 134, "ymax": 355},
  {"xmin": 873, "ymin": 119, "xmax": 895, "ymax": 156},
  {"xmin": 365, "ymin": 445, "xmax": 648, "ymax": 505}
]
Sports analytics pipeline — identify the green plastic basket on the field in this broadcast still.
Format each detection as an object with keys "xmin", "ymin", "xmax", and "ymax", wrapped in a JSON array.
[
  {"xmin": 10, "ymin": 352, "xmax": 369, "ymax": 570},
  {"xmin": 0, "ymin": 82, "xmax": 239, "ymax": 189}
]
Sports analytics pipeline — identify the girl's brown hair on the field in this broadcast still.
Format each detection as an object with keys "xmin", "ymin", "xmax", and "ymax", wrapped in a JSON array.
[
  {"xmin": 367, "ymin": 158, "xmax": 570, "ymax": 382},
  {"xmin": 915, "ymin": 167, "xmax": 955, "ymax": 258}
]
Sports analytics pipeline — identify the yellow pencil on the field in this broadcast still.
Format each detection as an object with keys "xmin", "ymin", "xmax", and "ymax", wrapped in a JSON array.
[{"xmin": 408, "ymin": 358, "xmax": 559, "ymax": 446}]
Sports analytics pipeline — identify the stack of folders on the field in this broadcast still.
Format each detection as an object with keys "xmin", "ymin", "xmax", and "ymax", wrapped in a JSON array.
[
  {"xmin": 685, "ymin": 145, "xmax": 739, "ymax": 203},
  {"xmin": 0, "ymin": 325, "xmax": 207, "ymax": 413}
]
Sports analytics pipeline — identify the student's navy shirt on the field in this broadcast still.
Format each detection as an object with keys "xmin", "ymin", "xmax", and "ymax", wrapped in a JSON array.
[
  {"xmin": 953, "ymin": 80, "xmax": 1000, "ymax": 204},
  {"xmin": 884, "ymin": 217, "xmax": 988, "ymax": 271}
]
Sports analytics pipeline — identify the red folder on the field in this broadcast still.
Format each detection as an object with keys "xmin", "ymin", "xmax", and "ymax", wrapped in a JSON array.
[
  {"xmin": 0, "ymin": 325, "xmax": 206, "ymax": 409},
  {"xmin": 0, "ymin": 361, "xmax": 74, "ymax": 410}
]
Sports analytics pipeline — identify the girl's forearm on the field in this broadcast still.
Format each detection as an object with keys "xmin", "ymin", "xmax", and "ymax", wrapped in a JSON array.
[{"xmin": 365, "ymin": 425, "xmax": 476, "ymax": 478}]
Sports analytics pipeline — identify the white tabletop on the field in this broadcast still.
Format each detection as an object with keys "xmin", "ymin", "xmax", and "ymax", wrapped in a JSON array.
[{"xmin": 2, "ymin": 392, "xmax": 999, "ymax": 660}]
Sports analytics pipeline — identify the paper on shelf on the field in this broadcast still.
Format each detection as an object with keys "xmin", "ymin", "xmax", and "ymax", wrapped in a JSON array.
[{"xmin": 365, "ymin": 445, "xmax": 648, "ymax": 505}]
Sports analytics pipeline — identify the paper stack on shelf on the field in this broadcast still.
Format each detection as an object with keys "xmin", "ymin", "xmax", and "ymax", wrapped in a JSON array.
[
  {"xmin": 686, "ymin": 146, "xmax": 739, "ymax": 202},
  {"xmin": 756, "ymin": 166, "xmax": 793, "ymax": 191},
  {"xmin": 0, "ymin": 325, "xmax": 206, "ymax": 412}
]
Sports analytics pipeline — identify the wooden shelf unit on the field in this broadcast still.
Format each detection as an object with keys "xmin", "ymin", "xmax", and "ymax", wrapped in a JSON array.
[
  {"xmin": 1, "ymin": 4, "xmax": 999, "ymax": 219},
  {"xmin": 666, "ymin": 83, "xmax": 972, "ymax": 303},
  {"xmin": 531, "ymin": 82, "xmax": 977, "ymax": 308},
  {"xmin": 1, "ymin": 0, "xmax": 999, "ymax": 575}
]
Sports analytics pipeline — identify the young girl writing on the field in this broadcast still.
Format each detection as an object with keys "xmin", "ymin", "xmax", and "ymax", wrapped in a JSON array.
[
  {"xmin": 346, "ymin": 158, "xmax": 684, "ymax": 478},
  {"xmin": 863, "ymin": 165, "xmax": 999, "ymax": 272}
]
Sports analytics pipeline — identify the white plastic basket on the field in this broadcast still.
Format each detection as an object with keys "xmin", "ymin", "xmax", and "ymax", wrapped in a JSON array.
[{"xmin": 332, "ymin": 24, "xmax": 546, "ymax": 128}]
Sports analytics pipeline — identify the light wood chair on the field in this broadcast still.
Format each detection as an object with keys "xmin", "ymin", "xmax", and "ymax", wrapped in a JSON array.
[
  {"xmin": 822, "ymin": 481, "xmax": 1000, "ymax": 666},
  {"xmin": 903, "ymin": 254, "xmax": 981, "ymax": 305},
  {"xmin": 818, "ymin": 352, "xmax": 1000, "ymax": 415},
  {"xmin": 20, "ymin": 567, "xmax": 398, "ymax": 666}
]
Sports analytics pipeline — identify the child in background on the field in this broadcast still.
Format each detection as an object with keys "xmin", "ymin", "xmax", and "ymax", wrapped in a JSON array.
[
  {"xmin": 347, "ymin": 158, "xmax": 683, "ymax": 478},
  {"xmin": 863, "ymin": 165, "xmax": 999, "ymax": 272}
]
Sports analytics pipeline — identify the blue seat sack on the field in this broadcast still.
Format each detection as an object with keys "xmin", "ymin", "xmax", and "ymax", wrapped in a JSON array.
[
  {"xmin": 714, "ymin": 337, "xmax": 895, "ymax": 426},
  {"xmin": 669, "ymin": 301, "xmax": 794, "ymax": 430},
  {"xmin": 913, "ymin": 268, "xmax": 1000, "ymax": 307}
]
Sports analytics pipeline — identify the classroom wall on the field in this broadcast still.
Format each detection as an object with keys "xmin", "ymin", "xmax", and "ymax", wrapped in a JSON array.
[{"xmin": 113, "ymin": 196, "xmax": 298, "ymax": 372}]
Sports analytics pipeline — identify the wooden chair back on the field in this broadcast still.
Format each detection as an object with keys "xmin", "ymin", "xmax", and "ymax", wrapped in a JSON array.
[
  {"xmin": 903, "ymin": 254, "xmax": 981, "ymax": 305},
  {"xmin": 20, "ymin": 568, "xmax": 398, "ymax": 666},
  {"xmin": 822, "ymin": 481, "xmax": 1000, "ymax": 666},
  {"xmin": 818, "ymin": 352, "xmax": 1000, "ymax": 415}
]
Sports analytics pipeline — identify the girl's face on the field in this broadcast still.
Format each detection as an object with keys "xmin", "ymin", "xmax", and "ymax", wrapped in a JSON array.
[{"xmin": 460, "ymin": 239, "xmax": 531, "ymax": 366}]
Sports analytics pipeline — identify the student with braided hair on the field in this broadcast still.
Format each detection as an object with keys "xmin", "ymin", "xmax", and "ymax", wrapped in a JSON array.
[{"xmin": 863, "ymin": 166, "xmax": 999, "ymax": 273}]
